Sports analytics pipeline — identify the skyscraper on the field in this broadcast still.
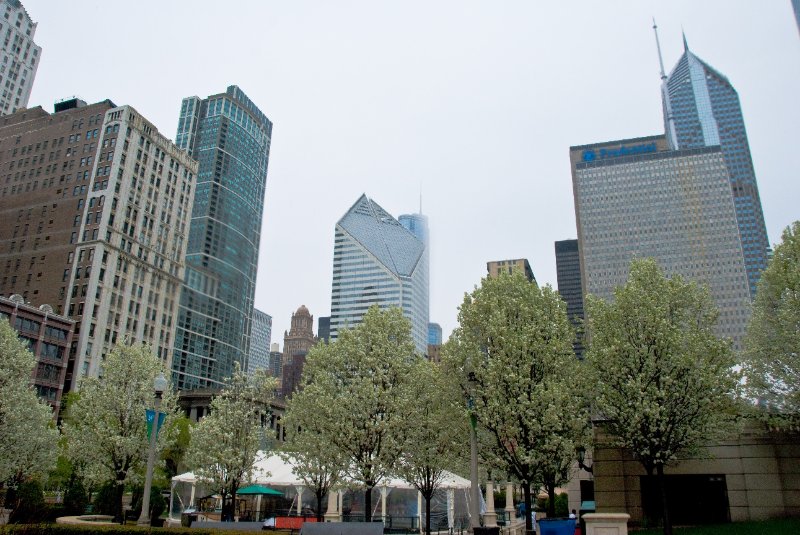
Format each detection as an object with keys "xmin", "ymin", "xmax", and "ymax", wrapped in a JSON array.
[
  {"xmin": 554, "ymin": 239, "xmax": 584, "ymax": 360},
  {"xmin": 172, "ymin": 86, "xmax": 273, "ymax": 389},
  {"xmin": 317, "ymin": 316, "xmax": 330, "ymax": 343},
  {"xmin": 399, "ymin": 212, "xmax": 430, "ymax": 348},
  {"xmin": 330, "ymin": 194, "xmax": 428, "ymax": 354},
  {"xmin": 570, "ymin": 136, "xmax": 752, "ymax": 347},
  {"xmin": 248, "ymin": 308, "xmax": 272, "ymax": 374},
  {"xmin": 0, "ymin": 0, "xmax": 41, "ymax": 116},
  {"xmin": 658, "ymin": 30, "xmax": 769, "ymax": 296},
  {"xmin": 427, "ymin": 322, "xmax": 442, "ymax": 346}
]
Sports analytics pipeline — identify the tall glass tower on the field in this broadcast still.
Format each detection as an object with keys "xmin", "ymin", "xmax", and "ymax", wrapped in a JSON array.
[
  {"xmin": 172, "ymin": 86, "xmax": 272, "ymax": 389},
  {"xmin": 659, "ymin": 34, "xmax": 769, "ymax": 296},
  {"xmin": 330, "ymin": 195, "xmax": 428, "ymax": 354}
]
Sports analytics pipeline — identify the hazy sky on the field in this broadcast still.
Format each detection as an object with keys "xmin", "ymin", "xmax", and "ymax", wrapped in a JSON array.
[{"xmin": 24, "ymin": 1, "xmax": 800, "ymax": 346}]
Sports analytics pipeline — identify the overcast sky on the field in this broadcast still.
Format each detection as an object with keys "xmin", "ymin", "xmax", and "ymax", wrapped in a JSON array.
[{"xmin": 24, "ymin": 1, "xmax": 800, "ymax": 346}]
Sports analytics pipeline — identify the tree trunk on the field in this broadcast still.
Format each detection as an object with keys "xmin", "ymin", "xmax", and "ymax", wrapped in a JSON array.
[
  {"xmin": 364, "ymin": 485, "xmax": 372, "ymax": 522},
  {"xmin": 657, "ymin": 464, "xmax": 672, "ymax": 535},
  {"xmin": 316, "ymin": 490, "xmax": 324, "ymax": 522},
  {"xmin": 523, "ymin": 482, "xmax": 533, "ymax": 535},
  {"xmin": 421, "ymin": 492, "xmax": 432, "ymax": 535},
  {"xmin": 547, "ymin": 478, "xmax": 556, "ymax": 518},
  {"xmin": 115, "ymin": 480, "xmax": 125, "ymax": 524}
]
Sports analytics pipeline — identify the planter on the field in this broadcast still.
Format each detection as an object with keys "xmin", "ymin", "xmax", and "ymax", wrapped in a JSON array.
[{"xmin": 538, "ymin": 518, "xmax": 576, "ymax": 535}]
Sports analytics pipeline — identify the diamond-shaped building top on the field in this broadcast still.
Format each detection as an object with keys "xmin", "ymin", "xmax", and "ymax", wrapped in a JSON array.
[{"xmin": 330, "ymin": 194, "xmax": 429, "ymax": 354}]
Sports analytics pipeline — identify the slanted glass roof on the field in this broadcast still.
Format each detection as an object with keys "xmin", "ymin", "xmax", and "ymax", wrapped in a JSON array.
[{"xmin": 337, "ymin": 194, "xmax": 424, "ymax": 277}]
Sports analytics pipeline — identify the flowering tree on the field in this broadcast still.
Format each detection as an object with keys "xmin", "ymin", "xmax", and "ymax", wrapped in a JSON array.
[
  {"xmin": 0, "ymin": 319, "xmax": 58, "ymax": 514},
  {"xmin": 63, "ymin": 342, "xmax": 176, "ymax": 522},
  {"xmin": 444, "ymin": 271, "xmax": 590, "ymax": 531},
  {"xmin": 281, "ymin": 392, "xmax": 344, "ymax": 522},
  {"xmin": 294, "ymin": 306, "xmax": 417, "ymax": 522},
  {"xmin": 586, "ymin": 258, "xmax": 739, "ymax": 535},
  {"xmin": 744, "ymin": 221, "xmax": 800, "ymax": 430},
  {"xmin": 393, "ymin": 358, "xmax": 466, "ymax": 535},
  {"xmin": 185, "ymin": 364, "xmax": 275, "ymax": 521}
]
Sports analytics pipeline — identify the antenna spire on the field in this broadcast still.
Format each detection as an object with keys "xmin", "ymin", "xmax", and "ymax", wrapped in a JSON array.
[
  {"xmin": 682, "ymin": 28, "xmax": 689, "ymax": 51},
  {"xmin": 653, "ymin": 18, "xmax": 667, "ymax": 81}
]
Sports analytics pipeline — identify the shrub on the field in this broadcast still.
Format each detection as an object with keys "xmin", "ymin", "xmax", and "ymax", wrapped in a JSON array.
[
  {"xmin": 62, "ymin": 475, "xmax": 88, "ymax": 516},
  {"xmin": 91, "ymin": 482, "xmax": 118, "ymax": 517},
  {"xmin": 8, "ymin": 481, "xmax": 46, "ymax": 524}
]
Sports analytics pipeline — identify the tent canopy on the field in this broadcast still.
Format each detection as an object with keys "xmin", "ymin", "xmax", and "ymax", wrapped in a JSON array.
[
  {"xmin": 237, "ymin": 484, "xmax": 283, "ymax": 496},
  {"xmin": 172, "ymin": 451, "xmax": 471, "ymax": 490}
]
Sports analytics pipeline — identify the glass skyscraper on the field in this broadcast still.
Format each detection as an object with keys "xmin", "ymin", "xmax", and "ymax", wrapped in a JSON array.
[
  {"xmin": 428, "ymin": 323, "xmax": 442, "ymax": 346},
  {"xmin": 330, "ymin": 195, "xmax": 429, "ymax": 354},
  {"xmin": 248, "ymin": 308, "xmax": 272, "ymax": 374},
  {"xmin": 172, "ymin": 86, "xmax": 272, "ymax": 389},
  {"xmin": 555, "ymin": 239, "xmax": 584, "ymax": 360},
  {"xmin": 661, "ymin": 37, "xmax": 769, "ymax": 296}
]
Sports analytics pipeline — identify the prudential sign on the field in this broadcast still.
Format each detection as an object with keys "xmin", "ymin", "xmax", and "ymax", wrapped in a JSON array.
[{"xmin": 582, "ymin": 142, "xmax": 657, "ymax": 162}]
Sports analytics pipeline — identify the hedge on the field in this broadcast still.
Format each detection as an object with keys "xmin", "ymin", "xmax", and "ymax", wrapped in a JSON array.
[{"xmin": 0, "ymin": 525, "xmax": 296, "ymax": 535}]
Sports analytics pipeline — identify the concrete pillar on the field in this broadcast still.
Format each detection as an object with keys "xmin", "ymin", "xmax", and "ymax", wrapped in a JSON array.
[
  {"xmin": 505, "ymin": 482, "xmax": 514, "ymax": 523},
  {"xmin": 583, "ymin": 513, "xmax": 630, "ymax": 535},
  {"xmin": 168, "ymin": 480, "xmax": 176, "ymax": 522},
  {"xmin": 484, "ymin": 479, "xmax": 497, "ymax": 527},
  {"xmin": 296, "ymin": 486, "xmax": 304, "ymax": 516},
  {"xmin": 381, "ymin": 486, "xmax": 388, "ymax": 524},
  {"xmin": 447, "ymin": 489, "xmax": 455, "ymax": 529},
  {"xmin": 324, "ymin": 491, "xmax": 339, "ymax": 522},
  {"xmin": 417, "ymin": 491, "xmax": 423, "ymax": 534}
]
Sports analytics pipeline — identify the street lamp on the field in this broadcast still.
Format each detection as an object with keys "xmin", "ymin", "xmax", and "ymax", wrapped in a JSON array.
[
  {"xmin": 467, "ymin": 372, "xmax": 481, "ymax": 532},
  {"xmin": 137, "ymin": 372, "xmax": 168, "ymax": 526},
  {"xmin": 576, "ymin": 446, "xmax": 593, "ymax": 474}
]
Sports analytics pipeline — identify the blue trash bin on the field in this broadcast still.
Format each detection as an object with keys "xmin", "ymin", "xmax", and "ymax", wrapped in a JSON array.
[{"xmin": 537, "ymin": 518, "xmax": 575, "ymax": 535}]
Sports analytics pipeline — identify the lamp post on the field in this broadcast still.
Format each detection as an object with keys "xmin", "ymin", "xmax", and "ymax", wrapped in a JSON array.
[
  {"xmin": 577, "ymin": 446, "xmax": 593, "ymax": 473},
  {"xmin": 137, "ymin": 372, "xmax": 168, "ymax": 526},
  {"xmin": 467, "ymin": 372, "xmax": 481, "ymax": 532}
]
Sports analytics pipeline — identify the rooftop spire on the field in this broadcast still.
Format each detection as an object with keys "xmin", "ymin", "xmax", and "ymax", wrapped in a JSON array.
[
  {"xmin": 682, "ymin": 28, "xmax": 689, "ymax": 51},
  {"xmin": 652, "ymin": 18, "xmax": 667, "ymax": 81}
]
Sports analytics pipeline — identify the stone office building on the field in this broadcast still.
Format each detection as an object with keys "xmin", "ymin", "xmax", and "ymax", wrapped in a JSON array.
[{"xmin": 0, "ymin": 99, "xmax": 198, "ymax": 391}]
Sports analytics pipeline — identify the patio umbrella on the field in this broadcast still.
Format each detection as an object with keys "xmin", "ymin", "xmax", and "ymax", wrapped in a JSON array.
[{"xmin": 237, "ymin": 484, "xmax": 283, "ymax": 496}]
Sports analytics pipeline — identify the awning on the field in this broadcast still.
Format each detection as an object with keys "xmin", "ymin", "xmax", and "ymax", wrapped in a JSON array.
[{"xmin": 237, "ymin": 484, "xmax": 283, "ymax": 496}]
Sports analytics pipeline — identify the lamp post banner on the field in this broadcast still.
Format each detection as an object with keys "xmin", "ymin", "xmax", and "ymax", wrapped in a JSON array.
[{"xmin": 146, "ymin": 409, "xmax": 166, "ymax": 440}]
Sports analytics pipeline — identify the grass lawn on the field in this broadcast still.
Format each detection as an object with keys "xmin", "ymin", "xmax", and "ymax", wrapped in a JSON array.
[{"xmin": 632, "ymin": 518, "xmax": 800, "ymax": 535}]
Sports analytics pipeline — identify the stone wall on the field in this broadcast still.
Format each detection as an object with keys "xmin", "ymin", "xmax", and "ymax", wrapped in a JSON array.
[{"xmin": 593, "ymin": 420, "xmax": 800, "ymax": 523}]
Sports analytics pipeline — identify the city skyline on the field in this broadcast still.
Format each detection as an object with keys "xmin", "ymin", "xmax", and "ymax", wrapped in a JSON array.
[{"xmin": 20, "ymin": 1, "xmax": 800, "ymax": 342}]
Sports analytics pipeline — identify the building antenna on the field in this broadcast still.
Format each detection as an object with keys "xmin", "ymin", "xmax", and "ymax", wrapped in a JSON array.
[{"xmin": 653, "ymin": 18, "xmax": 667, "ymax": 81}]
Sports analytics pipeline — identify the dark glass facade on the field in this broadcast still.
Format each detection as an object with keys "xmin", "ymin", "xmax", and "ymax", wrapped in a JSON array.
[
  {"xmin": 663, "ymin": 43, "xmax": 769, "ymax": 297},
  {"xmin": 554, "ymin": 239, "xmax": 584, "ymax": 360},
  {"xmin": 172, "ymin": 86, "xmax": 272, "ymax": 388}
]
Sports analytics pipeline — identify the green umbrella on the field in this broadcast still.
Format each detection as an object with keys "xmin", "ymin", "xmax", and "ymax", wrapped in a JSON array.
[{"xmin": 237, "ymin": 484, "xmax": 283, "ymax": 496}]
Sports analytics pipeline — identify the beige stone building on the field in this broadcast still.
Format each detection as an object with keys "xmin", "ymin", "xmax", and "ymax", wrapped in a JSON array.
[
  {"xmin": 486, "ymin": 258, "xmax": 535, "ymax": 282},
  {"xmin": 0, "ymin": 0, "xmax": 41, "ymax": 115},
  {"xmin": 573, "ymin": 421, "xmax": 800, "ymax": 525},
  {"xmin": 0, "ymin": 100, "xmax": 198, "ymax": 391}
]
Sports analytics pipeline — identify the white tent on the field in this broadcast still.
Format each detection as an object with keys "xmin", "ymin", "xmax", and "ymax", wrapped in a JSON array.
[{"xmin": 169, "ymin": 451, "xmax": 474, "ymax": 528}]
